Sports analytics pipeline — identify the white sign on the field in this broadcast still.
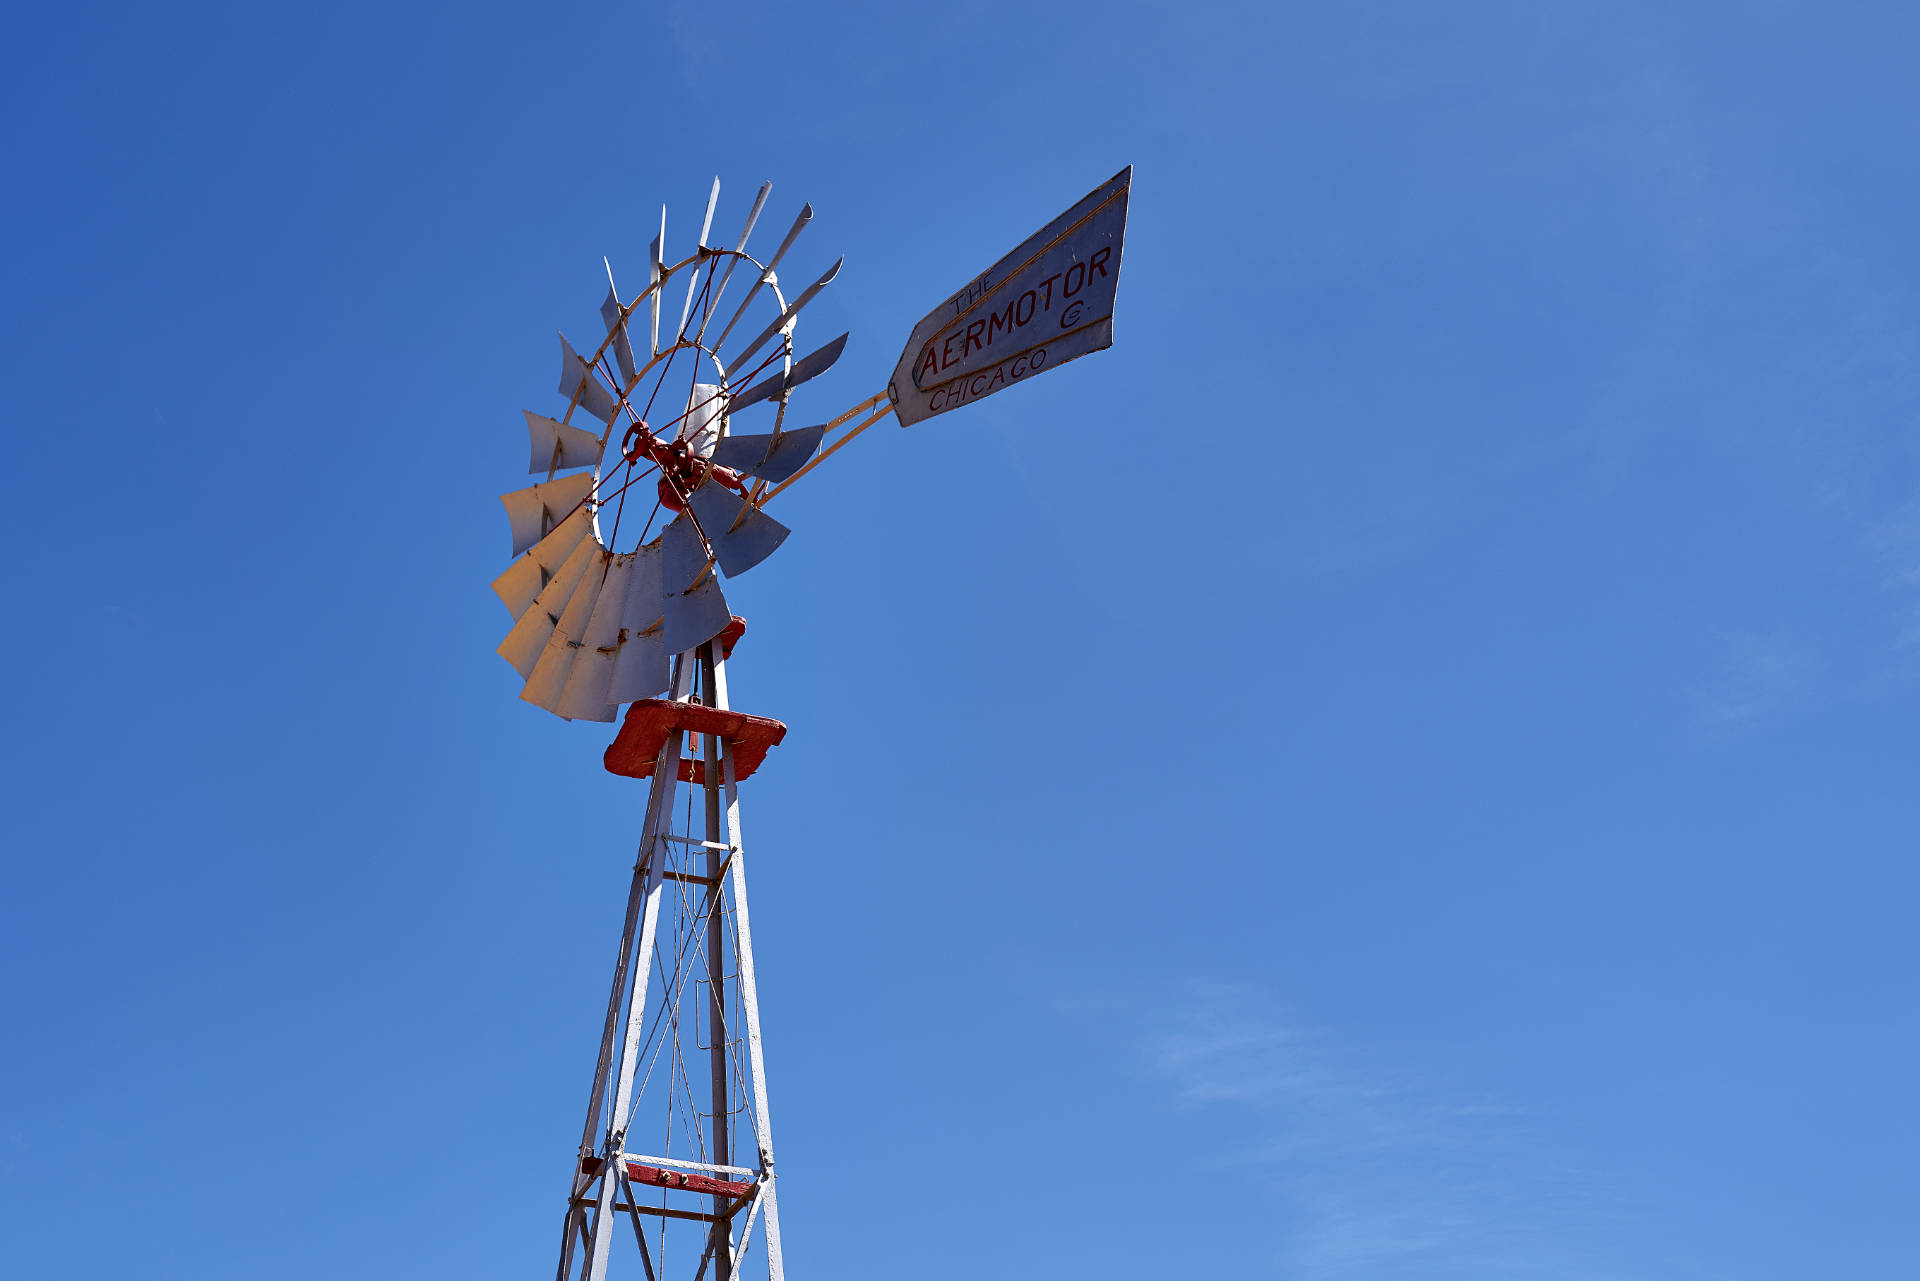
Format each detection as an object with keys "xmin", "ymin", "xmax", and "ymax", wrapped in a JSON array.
[{"xmin": 888, "ymin": 167, "xmax": 1131, "ymax": 426}]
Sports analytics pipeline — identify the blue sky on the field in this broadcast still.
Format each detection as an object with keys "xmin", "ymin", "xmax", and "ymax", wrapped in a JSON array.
[{"xmin": 4, "ymin": 2, "xmax": 1918, "ymax": 1277}]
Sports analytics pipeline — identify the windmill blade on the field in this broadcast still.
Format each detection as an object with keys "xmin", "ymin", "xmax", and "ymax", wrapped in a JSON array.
[
  {"xmin": 658, "ymin": 512, "xmax": 738, "ymax": 652},
  {"xmin": 524, "ymin": 411, "xmax": 605, "ymax": 475},
  {"xmin": 501, "ymin": 470, "xmax": 595, "ymax": 557},
  {"xmin": 697, "ymin": 176, "xmax": 721, "ymax": 248},
  {"xmin": 608, "ymin": 625, "xmax": 668, "ymax": 704},
  {"xmin": 676, "ymin": 383, "xmax": 726, "ymax": 455},
  {"xmin": 600, "ymin": 264, "xmax": 638, "ymax": 385},
  {"xmin": 662, "ymin": 514, "xmax": 709, "ymax": 594},
  {"xmin": 648, "ymin": 206, "xmax": 666, "ymax": 357},
  {"xmin": 712, "ymin": 202, "xmax": 812, "ymax": 353},
  {"xmin": 521, "ymin": 544, "xmax": 613, "ymax": 715},
  {"xmin": 728, "ymin": 333, "xmax": 848, "ymax": 412},
  {"xmin": 707, "ymin": 423, "xmax": 826, "ymax": 485},
  {"xmin": 697, "ymin": 181, "xmax": 772, "ymax": 343},
  {"xmin": 558, "ymin": 335, "xmax": 620, "ymax": 424},
  {"xmin": 677, "ymin": 177, "xmax": 722, "ymax": 338},
  {"xmin": 687, "ymin": 478, "xmax": 792, "ymax": 577},
  {"xmin": 553, "ymin": 553, "xmax": 633, "ymax": 721},
  {"xmin": 664, "ymin": 574, "xmax": 731, "ymax": 655},
  {"xmin": 607, "ymin": 543, "xmax": 668, "ymax": 703},
  {"xmin": 497, "ymin": 536, "xmax": 599, "ymax": 680},
  {"xmin": 728, "ymin": 256, "xmax": 843, "ymax": 369},
  {"xmin": 491, "ymin": 505, "xmax": 594, "ymax": 618}
]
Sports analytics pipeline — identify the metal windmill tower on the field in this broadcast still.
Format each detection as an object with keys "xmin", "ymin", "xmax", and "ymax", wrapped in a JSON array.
[{"xmin": 490, "ymin": 168, "xmax": 1130, "ymax": 1281}]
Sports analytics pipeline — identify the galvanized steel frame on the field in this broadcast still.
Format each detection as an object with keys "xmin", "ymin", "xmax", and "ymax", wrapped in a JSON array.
[{"xmin": 557, "ymin": 641, "xmax": 784, "ymax": 1281}]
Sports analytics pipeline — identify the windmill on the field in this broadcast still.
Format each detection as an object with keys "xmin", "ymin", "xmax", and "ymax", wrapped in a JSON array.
[{"xmin": 492, "ymin": 167, "xmax": 1131, "ymax": 1281}]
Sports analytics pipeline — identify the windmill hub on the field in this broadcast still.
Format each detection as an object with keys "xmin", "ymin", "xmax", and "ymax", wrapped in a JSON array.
[{"xmin": 620, "ymin": 419, "xmax": 749, "ymax": 514}]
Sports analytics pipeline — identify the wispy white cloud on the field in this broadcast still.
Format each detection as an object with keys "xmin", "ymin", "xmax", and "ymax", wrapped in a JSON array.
[
  {"xmin": 1150, "ymin": 994, "xmax": 1638, "ymax": 1281},
  {"xmin": 1684, "ymin": 627, "xmax": 1822, "ymax": 731}
]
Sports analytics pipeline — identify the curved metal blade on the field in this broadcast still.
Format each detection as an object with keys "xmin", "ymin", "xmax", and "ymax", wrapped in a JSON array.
[
  {"xmin": 677, "ymin": 178, "xmax": 722, "ymax": 338},
  {"xmin": 675, "ymin": 383, "xmax": 725, "ymax": 455},
  {"xmin": 553, "ymin": 552, "xmax": 633, "ymax": 721},
  {"xmin": 697, "ymin": 181, "xmax": 772, "ymax": 344},
  {"xmin": 558, "ymin": 335, "xmax": 619, "ymax": 423},
  {"xmin": 687, "ymin": 479, "xmax": 791, "ymax": 577},
  {"xmin": 707, "ymin": 422, "xmax": 825, "ymax": 485},
  {"xmin": 696, "ymin": 176, "xmax": 721, "ymax": 249},
  {"xmin": 501, "ymin": 471, "xmax": 595, "ymax": 557},
  {"xmin": 525, "ymin": 411, "xmax": 605, "ymax": 475},
  {"xmin": 648, "ymin": 206, "xmax": 666, "ymax": 357},
  {"xmin": 728, "ymin": 333, "xmax": 848, "ymax": 412},
  {"xmin": 661, "ymin": 514, "xmax": 708, "ymax": 593},
  {"xmin": 600, "ymin": 265, "xmax": 638, "ymax": 385},
  {"xmin": 712, "ymin": 202, "xmax": 812, "ymax": 353},
  {"xmin": 664, "ymin": 574, "xmax": 730, "ymax": 655},
  {"xmin": 491, "ymin": 505, "xmax": 594, "ymax": 619},
  {"xmin": 497, "ymin": 536, "xmax": 599, "ymax": 680},
  {"xmin": 521, "ymin": 544, "xmax": 612, "ymax": 715},
  {"xmin": 607, "ymin": 544, "xmax": 668, "ymax": 703},
  {"xmin": 728, "ymin": 256, "xmax": 843, "ymax": 370}
]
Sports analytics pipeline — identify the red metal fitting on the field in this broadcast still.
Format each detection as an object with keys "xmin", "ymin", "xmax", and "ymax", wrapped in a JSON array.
[
  {"xmin": 620, "ymin": 420, "xmax": 654, "ymax": 464},
  {"xmin": 604, "ymin": 698, "xmax": 787, "ymax": 783}
]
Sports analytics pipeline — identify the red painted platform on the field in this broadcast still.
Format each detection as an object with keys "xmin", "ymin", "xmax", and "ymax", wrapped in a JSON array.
[
  {"xmin": 603, "ymin": 699, "xmax": 787, "ymax": 783},
  {"xmin": 622, "ymin": 1160, "xmax": 755, "ymax": 1200}
]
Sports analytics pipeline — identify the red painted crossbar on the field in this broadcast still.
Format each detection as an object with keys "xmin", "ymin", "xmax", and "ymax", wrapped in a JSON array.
[
  {"xmin": 603, "ymin": 699, "xmax": 787, "ymax": 784},
  {"xmin": 622, "ymin": 1161, "xmax": 755, "ymax": 1200}
]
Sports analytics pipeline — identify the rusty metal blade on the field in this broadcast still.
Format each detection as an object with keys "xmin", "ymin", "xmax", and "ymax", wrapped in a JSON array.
[
  {"xmin": 501, "ymin": 470, "xmax": 595, "ymax": 557},
  {"xmin": 521, "ymin": 543, "xmax": 612, "ymax": 716},
  {"xmin": 663, "ymin": 575, "xmax": 730, "ymax": 655},
  {"xmin": 607, "ymin": 545, "xmax": 668, "ymax": 703},
  {"xmin": 491, "ymin": 505, "xmax": 595, "ymax": 619},
  {"xmin": 662, "ymin": 514, "xmax": 708, "ymax": 594},
  {"xmin": 497, "ymin": 535, "xmax": 599, "ymax": 680},
  {"xmin": 553, "ymin": 552, "xmax": 633, "ymax": 721}
]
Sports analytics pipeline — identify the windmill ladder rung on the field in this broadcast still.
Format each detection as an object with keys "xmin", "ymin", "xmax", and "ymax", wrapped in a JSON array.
[{"xmin": 659, "ymin": 835, "xmax": 736, "ymax": 852}]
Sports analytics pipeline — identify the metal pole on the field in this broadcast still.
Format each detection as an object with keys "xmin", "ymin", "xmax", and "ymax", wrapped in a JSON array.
[
  {"xmin": 708, "ymin": 652, "xmax": 784, "ymax": 1281},
  {"xmin": 699, "ymin": 642, "xmax": 733, "ymax": 1281}
]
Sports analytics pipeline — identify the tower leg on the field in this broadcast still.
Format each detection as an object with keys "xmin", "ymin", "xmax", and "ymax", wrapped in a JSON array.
[
  {"xmin": 700, "ymin": 646, "xmax": 733, "ymax": 1281},
  {"xmin": 708, "ymin": 651, "xmax": 784, "ymax": 1281}
]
